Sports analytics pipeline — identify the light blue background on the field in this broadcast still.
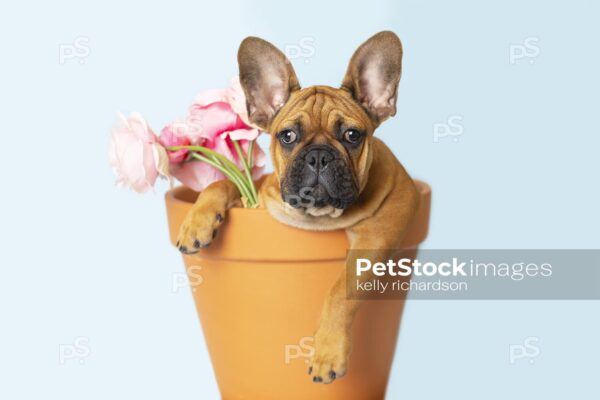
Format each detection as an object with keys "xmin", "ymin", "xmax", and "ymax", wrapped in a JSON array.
[{"xmin": 1, "ymin": 0, "xmax": 598, "ymax": 398}]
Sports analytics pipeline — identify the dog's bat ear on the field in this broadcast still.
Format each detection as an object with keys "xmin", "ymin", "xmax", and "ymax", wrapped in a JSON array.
[
  {"xmin": 341, "ymin": 31, "xmax": 403, "ymax": 126},
  {"xmin": 238, "ymin": 37, "xmax": 300, "ymax": 130}
]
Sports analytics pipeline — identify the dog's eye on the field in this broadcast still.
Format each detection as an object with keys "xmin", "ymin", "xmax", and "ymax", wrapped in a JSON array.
[
  {"xmin": 343, "ymin": 129, "xmax": 362, "ymax": 144},
  {"xmin": 278, "ymin": 130, "xmax": 297, "ymax": 145}
]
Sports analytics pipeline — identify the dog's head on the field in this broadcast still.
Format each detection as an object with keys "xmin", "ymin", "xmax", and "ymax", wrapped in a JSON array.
[{"xmin": 238, "ymin": 31, "xmax": 402, "ymax": 215}]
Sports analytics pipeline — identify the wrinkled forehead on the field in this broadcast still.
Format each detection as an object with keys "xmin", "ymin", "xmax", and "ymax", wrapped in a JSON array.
[{"xmin": 269, "ymin": 86, "xmax": 374, "ymax": 136}]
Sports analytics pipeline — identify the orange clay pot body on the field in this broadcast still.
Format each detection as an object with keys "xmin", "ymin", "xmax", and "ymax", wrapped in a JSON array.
[{"xmin": 165, "ymin": 181, "xmax": 431, "ymax": 400}]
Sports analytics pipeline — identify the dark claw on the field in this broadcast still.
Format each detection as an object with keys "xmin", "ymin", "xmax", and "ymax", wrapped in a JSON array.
[
  {"xmin": 212, "ymin": 230, "xmax": 218, "ymax": 239},
  {"xmin": 308, "ymin": 367, "xmax": 312, "ymax": 375},
  {"xmin": 176, "ymin": 240, "xmax": 180, "ymax": 247},
  {"xmin": 313, "ymin": 376, "xmax": 322, "ymax": 383},
  {"xmin": 193, "ymin": 240, "xmax": 201, "ymax": 249},
  {"xmin": 179, "ymin": 246, "xmax": 199, "ymax": 255},
  {"xmin": 216, "ymin": 213, "xmax": 223, "ymax": 223},
  {"xmin": 329, "ymin": 371, "xmax": 336, "ymax": 380}
]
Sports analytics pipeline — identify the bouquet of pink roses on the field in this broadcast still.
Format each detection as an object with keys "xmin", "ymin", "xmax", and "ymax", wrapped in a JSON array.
[{"xmin": 108, "ymin": 77, "xmax": 265, "ymax": 207}]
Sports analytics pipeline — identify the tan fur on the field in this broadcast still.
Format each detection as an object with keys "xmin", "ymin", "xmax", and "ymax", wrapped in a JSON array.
[{"xmin": 177, "ymin": 31, "xmax": 417, "ymax": 384}]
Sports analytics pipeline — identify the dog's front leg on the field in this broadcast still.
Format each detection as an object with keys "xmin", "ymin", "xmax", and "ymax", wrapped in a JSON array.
[
  {"xmin": 176, "ymin": 179, "xmax": 241, "ymax": 254},
  {"xmin": 307, "ymin": 242, "xmax": 394, "ymax": 384},
  {"xmin": 308, "ymin": 184, "xmax": 419, "ymax": 384}
]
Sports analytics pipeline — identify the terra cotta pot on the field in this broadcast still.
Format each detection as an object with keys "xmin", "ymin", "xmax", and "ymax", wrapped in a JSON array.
[{"xmin": 165, "ymin": 181, "xmax": 431, "ymax": 400}]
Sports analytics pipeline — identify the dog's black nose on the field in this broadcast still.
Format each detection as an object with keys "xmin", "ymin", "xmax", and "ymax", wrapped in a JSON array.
[{"xmin": 305, "ymin": 147, "xmax": 334, "ymax": 172}]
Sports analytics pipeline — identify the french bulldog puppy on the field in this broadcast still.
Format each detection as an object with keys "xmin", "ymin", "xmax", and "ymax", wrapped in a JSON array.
[{"xmin": 176, "ymin": 31, "xmax": 419, "ymax": 384}]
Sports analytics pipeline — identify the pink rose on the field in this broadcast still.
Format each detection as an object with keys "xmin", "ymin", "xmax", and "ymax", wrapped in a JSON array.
[
  {"xmin": 163, "ymin": 77, "xmax": 265, "ymax": 192},
  {"xmin": 192, "ymin": 76, "xmax": 253, "ymax": 128},
  {"xmin": 169, "ymin": 126, "xmax": 265, "ymax": 192},
  {"xmin": 184, "ymin": 102, "xmax": 246, "ymax": 144},
  {"xmin": 109, "ymin": 112, "xmax": 160, "ymax": 193},
  {"xmin": 158, "ymin": 123, "xmax": 191, "ymax": 163}
]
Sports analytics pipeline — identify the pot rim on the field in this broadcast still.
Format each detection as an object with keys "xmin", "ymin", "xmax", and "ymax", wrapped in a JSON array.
[{"xmin": 165, "ymin": 180, "xmax": 431, "ymax": 261}]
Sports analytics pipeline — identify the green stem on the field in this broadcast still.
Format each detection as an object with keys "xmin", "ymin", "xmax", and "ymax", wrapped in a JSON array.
[
  {"xmin": 168, "ymin": 145, "xmax": 240, "ymax": 173},
  {"xmin": 207, "ymin": 153, "xmax": 255, "ymax": 204},
  {"xmin": 189, "ymin": 153, "xmax": 253, "ymax": 203},
  {"xmin": 168, "ymin": 144, "xmax": 260, "ymax": 207},
  {"xmin": 210, "ymin": 154, "xmax": 254, "ymax": 202},
  {"xmin": 247, "ymin": 140, "xmax": 254, "ymax": 169},
  {"xmin": 232, "ymin": 140, "xmax": 258, "ymax": 204}
]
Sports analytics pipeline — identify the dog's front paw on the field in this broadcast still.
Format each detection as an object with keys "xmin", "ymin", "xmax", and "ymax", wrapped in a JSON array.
[
  {"xmin": 308, "ymin": 329, "xmax": 351, "ymax": 384},
  {"xmin": 176, "ymin": 203, "xmax": 225, "ymax": 255}
]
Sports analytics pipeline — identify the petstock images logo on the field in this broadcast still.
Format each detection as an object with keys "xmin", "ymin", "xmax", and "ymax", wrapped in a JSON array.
[{"xmin": 345, "ymin": 249, "xmax": 600, "ymax": 300}]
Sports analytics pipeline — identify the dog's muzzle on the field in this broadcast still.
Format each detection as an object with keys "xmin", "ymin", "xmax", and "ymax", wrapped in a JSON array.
[{"xmin": 281, "ymin": 144, "xmax": 359, "ymax": 210}]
